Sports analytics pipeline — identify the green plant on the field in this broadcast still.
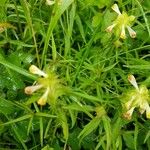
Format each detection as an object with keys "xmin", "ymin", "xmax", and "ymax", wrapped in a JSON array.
[{"xmin": 0, "ymin": 0, "xmax": 150, "ymax": 149}]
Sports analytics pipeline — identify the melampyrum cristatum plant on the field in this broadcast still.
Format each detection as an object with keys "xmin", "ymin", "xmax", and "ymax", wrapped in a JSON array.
[
  {"xmin": 25, "ymin": 65, "xmax": 69, "ymax": 107},
  {"xmin": 122, "ymin": 75, "xmax": 150, "ymax": 120},
  {"xmin": 106, "ymin": 4, "xmax": 136, "ymax": 39}
]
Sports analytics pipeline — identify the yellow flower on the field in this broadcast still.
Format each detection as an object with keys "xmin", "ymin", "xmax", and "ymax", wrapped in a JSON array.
[
  {"xmin": 37, "ymin": 87, "xmax": 50, "ymax": 105},
  {"xmin": 123, "ymin": 75, "xmax": 150, "ymax": 119},
  {"xmin": 25, "ymin": 65, "xmax": 49, "ymax": 105},
  {"xmin": 124, "ymin": 106, "xmax": 135, "ymax": 120},
  {"xmin": 29, "ymin": 65, "xmax": 48, "ymax": 78},
  {"xmin": 25, "ymin": 65, "xmax": 67, "ymax": 106},
  {"xmin": 45, "ymin": 0, "xmax": 55, "ymax": 5},
  {"xmin": 106, "ymin": 4, "xmax": 136, "ymax": 39},
  {"xmin": 45, "ymin": 0, "xmax": 61, "ymax": 6}
]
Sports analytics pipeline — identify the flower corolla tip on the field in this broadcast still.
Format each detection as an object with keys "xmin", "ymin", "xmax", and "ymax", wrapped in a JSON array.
[
  {"xmin": 128, "ymin": 74, "xmax": 139, "ymax": 90},
  {"xmin": 29, "ymin": 65, "xmax": 48, "ymax": 77}
]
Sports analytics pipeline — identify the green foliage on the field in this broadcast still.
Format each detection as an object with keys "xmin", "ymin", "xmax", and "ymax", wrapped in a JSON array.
[{"xmin": 0, "ymin": 0, "xmax": 150, "ymax": 149}]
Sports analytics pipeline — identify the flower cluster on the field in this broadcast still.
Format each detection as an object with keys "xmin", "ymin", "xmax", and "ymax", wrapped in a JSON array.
[
  {"xmin": 123, "ymin": 75, "xmax": 150, "ymax": 120},
  {"xmin": 25, "ymin": 65, "xmax": 66, "ymax": 106},
  {"xmin": 106, "ymin": 4, "xmax": 136, "ymax": 39}
]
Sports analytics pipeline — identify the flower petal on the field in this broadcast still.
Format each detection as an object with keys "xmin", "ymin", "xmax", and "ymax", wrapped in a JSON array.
[
  {"xmin": 140, "ymin": 101, "xmax": 150, "ymax": 118},
  {"xmin": 111, "ymin": 4, "xmax": 121, "ymax": 15},
  {"xmin": 46, "ymin": 0, "xmax": 55, "ymax": 5},
  {"xmin": 139, "ymin": 101, "xmax": 147, "ymax": 114},
  {"xmin": 120, "ymin": 25, "xmax": 126, "ymax": 39},
  {"xmin": 37, "ymin": 88, "xmax": 49, "ymax": 106},
  {"xmin": 127, "ymin": 26, "xmax": 136, "ymax": 38},
  {"xmin": 106, "ymin": 23, "xmax": 116, "ymax": 32},
  {"xmin": 29, "ymin": 65, "xmax": 47, "ymax": 77},
  {"xmin": 146, "ymin": 106, "xmax": 150, "ymax": 119},
  {"xmin": 128, "ymin": 74, "xmax": 139, "ymax": 90},
  {"xmin": 125, "ymin": 95, "xmax": 135, "ymax": 110},
  {"xmin": 25, "ymin": 84, "xmax": 43, "ymax": 95},
  {"xmin": 123, "ymin": 107, "xmax": 135, "ymax": 120}
]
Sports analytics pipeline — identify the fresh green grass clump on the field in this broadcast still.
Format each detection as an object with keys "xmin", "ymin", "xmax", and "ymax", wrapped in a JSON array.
[{"xmin": 0, "ymin": 0, "xmax": 150, "ymax": 149}]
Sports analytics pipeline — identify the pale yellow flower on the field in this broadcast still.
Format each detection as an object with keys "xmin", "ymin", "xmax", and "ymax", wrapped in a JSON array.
[
  {"xmin": 29, "ymin": 65, "xmax": 48, "ymax": 78},
  {"xmin": 124, "ymin": 107, "xmax": 135, "ymax": 120},
  {"xmin": 37, "ymin": 87, "xmax": 50, "ymax": 105},
  {"xmin": 25, "ymin": 84, "xmax": 43, "ymax": 95},
  {"xmin": 123, "ymin": 75, "xmax": 150, "ymax": 119},
  {"xmin": 45, "ymin": 0, "xmax": 61, "ymax": 6},
  {"xmin": 25, "ymin": 65, "xmax": 49, "ymax": 106},
  {"xmin": 25, "ymin": 65, "xmax": 66, "ymax": 106},
  {"xmin": 106, "ymin": 4, "xmax": 136, "ymax": 39},
  {"xmin": 46, "ymin": 0, "xmax": 55, "ymax": 5}
]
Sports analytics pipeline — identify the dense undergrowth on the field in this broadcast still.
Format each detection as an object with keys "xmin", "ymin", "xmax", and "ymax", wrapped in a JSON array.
[{"xmin": 0, "ymin": 0, "xmax": 150, "ymax": 149}]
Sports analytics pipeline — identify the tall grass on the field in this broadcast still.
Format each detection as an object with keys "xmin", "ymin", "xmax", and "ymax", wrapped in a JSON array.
[{"xmin": 0, "ymin": 0, "xmax": 150, "ymax": 149}]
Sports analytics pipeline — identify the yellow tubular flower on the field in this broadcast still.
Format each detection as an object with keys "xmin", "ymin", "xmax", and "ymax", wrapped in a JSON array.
[
  {"xmin": 146, "ymin": 105, "xmax": 150, "ymax": 119},
  {"xmin": 106, "ymin": 23, "xmax": 117, "ymax": 32},
  {"xmin": 128, "ymin": 74, "xmax": 139, "ymax": 91},
  {"xmin": 123, "ymin": 107, "xmax": 135, "ymax": 120},
  {"xmin": 123, "ymin": 75, "xmax": 150, "ymax": 120},
  {"xmin": 126, "ymin": 26, "xmax": 136, "ymax": 38},
  {"xmin": 139, "ymin": 101, "xmax": 149, "ymax": 114},
  {"xmin": 111, "ymin": 4, "xmax": 121, "ymax": 15},
  {"xmin": 25, "ymin": 84, "xmax": 43, "ymax": 95},
  {"xmin": 25, "ymin": 65, "xmax": 49, "ymax": 106},
  {"xmin": 37, "ymin": 88, "xmax": 50, "ymax": 106},
  {"xmin": 106, "ymin": 4, "xmax": 136, "ymax": 39},
  {"xmin": 25, "ymin": 65, "xmax": 66, "ymax": 106},
  {"xmin": 46, "ymin": 0, "xmax": 55, "ymax": 5},
  {"xmin": 29, "ymin": 65, "xmax": 48, "ymax": 77},
  {"xmin": 124, "ymin": 96, "xmax": 135, "ymax": 110},
  {"xmin": 120, "ymin": 25, "xmax": 126, "ymax": 39}
]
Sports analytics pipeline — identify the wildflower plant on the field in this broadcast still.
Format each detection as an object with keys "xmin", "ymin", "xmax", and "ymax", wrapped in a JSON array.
[
  {"xmin": 122, "ymin": 75, "xmax": 150, "ymax": 120},
  {"xmin": 106, "ymin": 4, "xmax": 136, "ymax": 39},
  {"xmin": 0, "ymin": 0, "xmax": 150, "ymax": 149},
  {"xmin": 25, "ymin": 65, "xmax": 69, "ymax": 107}
]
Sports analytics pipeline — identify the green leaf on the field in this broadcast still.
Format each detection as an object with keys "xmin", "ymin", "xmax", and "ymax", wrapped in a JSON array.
[
  {"xmin": 143, "ymin": 0, "xmax": 150, "ymax": 9},
  {"xmin": 0, "ymin": 0, "xmax": 7, "ymax": 21},
  {"xmin": 68, "ymin": 109, "xmax": 77, "ymax": 128},
  {"xmin": 64, "ymin": 103, "xmax": 93, "ymax": 118},
  {"xmin": 42, "ymin": 145, "xmax": 54, "ymax": 150},
  {"xmin": 75, "ymin": 15, "xmax": 86, "ymax": 43},
  {"xmin": 103, "ymin": 63, "xmax": 117, "ymax": 72},
  {"xmin": 72, "ymin": 91, "xmax": 103, "ymax": 102},
  {"xmin": 102, "ymin": 116, "xmax": 111, "ymax": 150},
  {"xmin": 0, "ymin": 114, "xmax": 32, "ymax": 126},
  {"xmin": 78, "ymin": 117, "xmax": 101, "ymax": 141},
  {"xmin": 123, "ymin": 132, "xmax": 134, "ymax": 149},
  {"xmin": 41, "ymin": 0, "xmax": 74, "ymax": 66},
  {"xmin": 92, "ymin": 13, "xmax": 102, "ymax": 27},
  {"xmin": 68, "ymin": 128, "xmax": 81, "ymax": 150},
  {"xmin": 58, "ymin": 110, "xmax": 69, "ymax": 140},
  {"xmin": 0, "ymin": 97, "xmax": 20, "ymax": 115},
  {"xmin": 0, "ymin": 53, "xmax": 37, "ymax": 80},
  {"xmin": 14, "ymin": 120, "xmax": 29, "ymax": 142}
]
